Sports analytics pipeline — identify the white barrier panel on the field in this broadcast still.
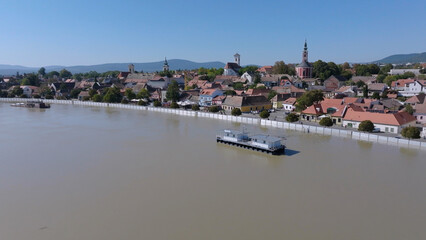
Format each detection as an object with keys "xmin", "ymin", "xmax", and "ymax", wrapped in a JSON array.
[
  {"xmin": 352, "ymin": 132, "xmax": 360, "ymax": 140},
  {"xmin": 331, "ymin": 129, "xmax": 340, "ymax": 136},
  {"xmin": 295, "ymin": 125, "xmax": 303, "ymax": 131},
  {"xmin": 388, "ymin": 137, "xmax": 398, "ymax": 144},
  {"xmin": 421, "ymin": 142, "xmax": 426, "ymax": 149},
  {"xmin": 408, "ymin": 141, "xmax": 421, "ymax": 148},
  {"xmin": 368, "ymin": 134, "xmax": 378, "ymax": 142},
  {"xmin": 398, "ymin": 139, "xmax": 409, "ymax": 145},
  {"xmin": 360, "ymin": 133, "xmax": 369, "ymax": 140},
  {"xmin": 377, "ymin": 136, "xmax": 388, "ymax": 143},
  {"xmin": 339, "ymin": 130, "xmax": 351, "ymax": 137},
  {"xmin": 324, "ymin": 128, "xmax": 332, "ymax": 135}
]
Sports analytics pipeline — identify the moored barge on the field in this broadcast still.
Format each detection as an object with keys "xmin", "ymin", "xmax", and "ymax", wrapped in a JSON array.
[
  {"xmin": 216, "ymin": 129, "xmax": 285, "ymax": 155},
  {"xmin": 11, "ymin": 100, "xmax": 50, "ymax": 109}
]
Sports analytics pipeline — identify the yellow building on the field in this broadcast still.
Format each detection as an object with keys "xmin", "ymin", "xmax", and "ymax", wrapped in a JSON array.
[{"xmin": 222, "ymin": 95, "xmax": 272, "ymax": 113}]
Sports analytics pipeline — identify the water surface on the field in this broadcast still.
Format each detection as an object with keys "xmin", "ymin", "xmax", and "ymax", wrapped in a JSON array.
[{"xmin": 0, "ymin": 103, "xmax": 425, "ymax": 240}]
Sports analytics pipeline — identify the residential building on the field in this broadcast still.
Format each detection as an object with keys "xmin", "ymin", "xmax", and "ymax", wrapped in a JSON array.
[
  {"xmin": 413, "ymin": 103, "xmax": 426, "ymax": 124},
  {"xmin": 357, "ymin": 83, "xmax": 388, "ymax": 97},
  {"xmin": 199, "ymin": 89, "xmax": 223, "ymax": 106},
  {"xmin": 324, "ymin": 75, "xmax": 347, "ymax": 91},
  {"xmin": 301, "ymin": 98, "xmax": 347, "ymax": 125},
  {"xmin": 343, "ymin": 107, "xmax": 417, "ymax": 133},
  {"xmin": 389, "ymin": 69, "xmax": 421, "ymax": 76},
  {"xmin": 270, "ymin": 93, "xmax": 291, "ymax": 109},
  {"xmin": 399, "ymin": 80, "xmax": 426, "ymax": 97},
  {"xmin": 282, "ymin": 97, "xmax": 297, "ymax": 112},
  {"xmin": 222, "ymin": 95, "xmax": 272, "ymax": 112}
]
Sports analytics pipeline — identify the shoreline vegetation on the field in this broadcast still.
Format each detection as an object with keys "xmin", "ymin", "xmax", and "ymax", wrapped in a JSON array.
[{"xmin": 1, "ymin": 97, "xmax": 425, "ymax": 150}]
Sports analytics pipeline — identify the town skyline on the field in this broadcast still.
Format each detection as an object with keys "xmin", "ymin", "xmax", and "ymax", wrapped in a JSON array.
[{"xmin": 1, "ymin": 0, "xmax": 425, "ymax": 67}]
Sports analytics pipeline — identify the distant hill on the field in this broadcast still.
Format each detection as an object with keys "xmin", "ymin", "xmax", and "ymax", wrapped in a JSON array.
[
  {"xmin": 375, "ymin": 52, "xmax": 426, "ymax": 64},
  {"xmin": 0, "ymin": 59, "xmax": 226, "ymax": 76}
]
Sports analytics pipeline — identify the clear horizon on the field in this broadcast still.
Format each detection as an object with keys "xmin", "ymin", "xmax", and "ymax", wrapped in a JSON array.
[{"xmin": 0, "ymin": 0, "xmax": 425, "ymax": 67}]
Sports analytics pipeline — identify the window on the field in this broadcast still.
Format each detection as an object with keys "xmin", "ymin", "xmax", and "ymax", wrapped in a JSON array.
[
  {"xmin": 391, "ymin": 128, "xmax": 394, "ymax": 133},
  {"xmin": 385, "ymin": 127, "xmax": 389, "ymax": 132}
]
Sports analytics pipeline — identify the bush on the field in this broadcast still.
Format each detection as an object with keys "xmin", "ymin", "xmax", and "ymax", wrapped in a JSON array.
[
  {"xmin": 191, "ymin": 104, "xmax": 200, "ymax": 111},
  {"xmin": 209, "ymin": 106, "xmax": 220, "ymax": 113},
  {"xmin": 138, "ymin": 100, "xmax": 147, "ymax": 106},
  {"xmin": 319, "ymin": 117, "xmax": 333, "ymax": 127},
  {"xmin": 259, "ymin": 110, "xmax": 270, "ymax": 119},
  {"xmin": 45, "ymin": 94, "xmax": 54, "ymax": 99},
  {"xmin": 401, "ymin": 126, "xmax": 420, "ymax": 139},
  {"xmin": 121, "ymin": 98, "xmax": 129, "ymax": 104},
  {"xmin": 285, "ymin": 113, "xmax": 299, "ymax": 122},
  {"xmin": 92, "ymin": 94, "xmax": 102, "ymax": 102},
  {"xmin": 358, "ymin": 120, "xmax": 375, "ymax": 132},
  {"xmin": 33, "ymin": 94, "xmax": 41, "ymax": 99},
  {"xmin": 153, "ymin": 100, "xmax": 162, "ymax": 107},
  {"xmin": 19, "ymin": 94, "xmax": 28, "ymax": 98},
  {"xmin": 231, "ymin": 108, "xmax": 242, "ymax": 116},
  {"xmin": 82, "ymin": 96, "xmax": 90, "ymax": 101},
  {"xmin": 170, "ymin": 101, "xmax": 179, "ymax": 109}
]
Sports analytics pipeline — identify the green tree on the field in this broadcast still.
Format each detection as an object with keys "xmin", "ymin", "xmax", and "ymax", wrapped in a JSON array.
[
  {"xmin": 21, "ymin": 73, "xmax": 40, "ymax": 86},
  {"xmin": 166, "ymin": 80, "xmax": 180, "ymax": 102},
  {"xmin": 313, "ymin": 60, "xmax": 341, "ymax": 80},
  {"xmin": 231, "ymin": 108, "xmax": 242, "ymax": 116},
  {"xmin": 209, "ymin": 106, "xmax": 220, "ymax": 113},
  {"xmin": 136, "ymin": 89, "xmax": 150, "ymax": 99},
  {"xmin": 138, "ymin": 100, "xmax": 147, "ymax": 106},
  {"xmin": 153, "ymin": 100, "xmax": 162, "ymax": 107},
  {"xmin": 379, "ymin": 64, "xmax": 393, "ymax": 75},
  {"xmin": 404, "ymin": 104, "xmax": 414, "ymax": 115},
  {"xmin": 192, "ymin": 104, "xmax": 200, "ymax": 111},
  {"xmin": 401, "ymin": 126, "xmax": 420, "ymax": 139},
  {"xmin": 11, "ymin": 86, "xmax": 23, "ymax": 97},
  {"xmin": 225, "ymin": 90, "xmax": 236, "ymax": 96},
  {"xmin": 381, "ymin": 90, "xmax": 388, "ymax": 99},
  {"xmin": 285, "ymin": 113, "xmax": 299, "ymax": 122},
  {"xmin": 121, "ymin": 98, "xmax": 129, "ymax": 104},
  {"xmin": 267, "ymin": 90, "xmax": 277, "ymax": 100},
  {"xmin": 342, "ymin": 62, "xmax": 350, "ymax": 70},
  {"xmin": 59, "ymin": 69, "xmax": 73, "ymax": 79},
  {"xmin": 233, "ymin": 82, "xmax": 244, "ymax": 90},
  {"xmin": 92, "ymin": 94, "xmax": 102, "ymax": 102},
  {"xmin": 295, "ymin": 90, "xmax": 324, "ymax": 111},
  {"xmin": 125, "ymin": 89, "xmax": 136, "ymax": 100},
  {"xmin": 47, "ymin": 71, "xmax": 59, "ymax": 78},
  {"xmin": 102, "ymin": 87, "xmax": 122, "ymax": 103},
  {"xmin": 319, "ymin": 117, "xmax": 333, "ymax": 127},
  {"xmin": 272, "ymin": 61, "xmax": 287, "ymax": 74},
  {"xmin": 363, "ymin": 85, "xmax": 369, "ymax": 98},
  {"xmin": 259, "ymin": 110, "xmax": 270, "ymax": 119},
  {"xmin": 70, "ymin": 89, "xmax": 81, "ymax": 99},
  {"xmin": 372, "ymin": 92, "xmax": 380, "ymax": 99},
  {"xmin": 170, "ymin": 101, "xmax": 179, "ymax": 109},
  {"xmin": 38, "ymin": 67, "xmax": 46, "ymax": 77},
  {"xmin": 358, "ymin": 120, "xmax": 375, "ymax": 132},
  {"xmin": 88, "ymin": 89, "xmax": 97, "ymax": 98}
]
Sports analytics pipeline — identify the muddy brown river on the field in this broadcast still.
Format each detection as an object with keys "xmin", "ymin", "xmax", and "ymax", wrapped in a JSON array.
[{"xmin": 0, "ymin": 103, "xmax": 425, "ymax": 240}]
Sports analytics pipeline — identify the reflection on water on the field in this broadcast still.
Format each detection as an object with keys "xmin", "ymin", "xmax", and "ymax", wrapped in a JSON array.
[{"xmin": 0, "ymin": 103, "xmax": 426, "ymax": 240}]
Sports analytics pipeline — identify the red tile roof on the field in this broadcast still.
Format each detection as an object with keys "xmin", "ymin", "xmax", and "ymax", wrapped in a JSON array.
[{"xmin": 344, "ymin": 107, "xmax": 416, "ymax": 126}]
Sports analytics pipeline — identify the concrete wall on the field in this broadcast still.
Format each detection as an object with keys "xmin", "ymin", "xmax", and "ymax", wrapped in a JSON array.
[{"xmin": 1, "ymin": 97, "xmax": 425, "ymax": 150}]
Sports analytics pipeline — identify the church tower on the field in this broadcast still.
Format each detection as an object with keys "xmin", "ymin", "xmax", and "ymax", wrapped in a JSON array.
[
  {"xmin": 163, "ymin": 57, "xmax": 169, "ymax": 72},
  {"xmin": 234, "ymin": 53, "xmax": 240, "ymax": 66},
  {"xmin": 128, "ymin": 64, "xmax": 135, "ymax": 74},
  {"xmin": 295, "ymin": 40, "xmax": 313, "ymax": 79}
]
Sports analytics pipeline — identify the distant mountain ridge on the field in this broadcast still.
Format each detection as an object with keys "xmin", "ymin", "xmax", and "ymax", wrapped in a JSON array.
[
  {"xmin": 0, "ymin": 59, "xmax": 226, "ymax": 76},
  {"xmin": 374, "ymin": 52, "xmax": 426, "ymax": 64}
]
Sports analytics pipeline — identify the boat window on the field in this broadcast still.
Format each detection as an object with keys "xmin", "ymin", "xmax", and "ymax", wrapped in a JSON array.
[{"xmin": 263, "ymin": 140, "xmax": 266, "ymax": 144}]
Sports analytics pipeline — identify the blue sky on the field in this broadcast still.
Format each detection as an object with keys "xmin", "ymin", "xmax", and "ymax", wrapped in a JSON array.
[{"xmin": 0, "ymin": 0, "xmax": 424, "ymax": 67}]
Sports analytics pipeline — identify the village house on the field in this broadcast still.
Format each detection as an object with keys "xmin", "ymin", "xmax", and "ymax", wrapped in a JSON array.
[
  {"xmin": 391, "ymin": 78, "xmax": 415, "ymax": 91},
  {"xmin": 413, "ymin": 103, "xmax": 426, "ymax": 124},
  {"xmin": 272, "ymin": 85, "xmax": 305, "ymax": 98},
  {"xmin": 282, "ymin": 97, "xmax": 297, "ymax": 112},
  {"xmin": 323, "ymin": 75, "xmax": 347, "ymax": 91},
  {"xmin": 357, "ymin": 83, "xmax": 388, "ymax": 97},
  {"xmin": 243, "ymin": 88, "xmax": 271, "ymax": 98},
  {"xmin": 50, "ymin": 82, "xmax": 75, "ymax": 97},
  {"xmin": 199, "ymin": 89, "xmax": 223, "ymax": 106},
  {"xmin": 212, "ymin": 95, "xmax": 226, "ymax": 106},
  {"xmin": 222, "ymin": 95, "xmax": 272, "ymax": 113},
  {"xmin": 271, "ymin": 93, "xmax": 291, "ymax": 109},
  {"xmin": 256, "ymin": 66, "xmax": 273, "ymax": 76},
  {"xmin": 78, "ymin": 91, "xmax": 90, "ymax": 101},
  {"xmin": 260, "ymin": 75, "xmax": 281, "ymax": 87},
  {"xmin": 19, "ymin": 85, "xmax": 40, "ymax": 97},
  {"xmin": 389, "ymin": 69, "xmax": 421, "ymax": 76},
  {"xmin": 351, "ymin": 76, "xmax": 377, "ymax": 85},
  {"xmin": 301, "ymin": 98, "xmax": 347, "ymax": 125},
  {"xmin": 334, "ymin": 86, "xmax": 357, "ymax": 97},
  {"xmin": 343, "ymin": 107, "xmax": 417, "ymax": 133},
  {"xmin": 399, "ymin": 80, "xmax": 426, "ymax": 97},
  {"xmin": 405, "ymin": 93, "xmax": 425, "ymax": 106}
]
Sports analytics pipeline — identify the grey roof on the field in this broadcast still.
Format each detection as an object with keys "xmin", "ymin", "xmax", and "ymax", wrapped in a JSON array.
[
  {"xmin": 250, "ymin": 135, "xmax": 282, "ymax": 143},
  {"xmin": 223, "ymin": 95, "xmax": 271, "ymax": 108},
  {"xmin": 297, "ymin": 61, "xmax": 312, "ymax": 68}
]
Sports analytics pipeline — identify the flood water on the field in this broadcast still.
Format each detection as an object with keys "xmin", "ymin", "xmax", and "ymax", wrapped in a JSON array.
[{"xmin": 1, "ymin": 103, "xmax": 425, "ymax": 240}]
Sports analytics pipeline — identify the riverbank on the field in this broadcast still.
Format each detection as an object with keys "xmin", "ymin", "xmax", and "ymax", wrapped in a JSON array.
[{"xmin": 1, "ymin": 97, "xmax": 425, "ymax": 150}]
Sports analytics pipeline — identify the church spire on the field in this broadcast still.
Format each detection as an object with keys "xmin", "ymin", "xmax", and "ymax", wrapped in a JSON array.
[
  {"xmin": 163, "ymin": 57, "xmax": 169, "ymax": 72},
  {"xmin": 304, "ymin": 39, "xmax": 308, "ymax": 51}
]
